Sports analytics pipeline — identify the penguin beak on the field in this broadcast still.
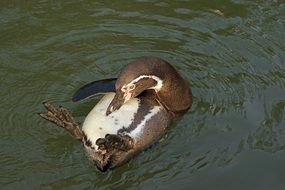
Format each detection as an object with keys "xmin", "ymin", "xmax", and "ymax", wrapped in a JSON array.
[{"xmin": 106, "ymin": 91, "xmax": 129, "ymax": 115}]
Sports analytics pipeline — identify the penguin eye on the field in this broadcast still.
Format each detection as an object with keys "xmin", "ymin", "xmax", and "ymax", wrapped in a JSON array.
[{"xmin": 128, "ymin": 84, "xmax": 136, "ymax": 90}]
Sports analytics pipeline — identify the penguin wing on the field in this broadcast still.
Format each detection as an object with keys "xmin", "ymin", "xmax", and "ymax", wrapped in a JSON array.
[{"xmin": 72, "ymin": 78, "xmax": 117, "ymax": 102}]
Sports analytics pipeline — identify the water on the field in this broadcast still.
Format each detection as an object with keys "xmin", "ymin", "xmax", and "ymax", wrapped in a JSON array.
[{"xmin": 0, "ymin": 0, "xmax": 284, "ymax": 189}]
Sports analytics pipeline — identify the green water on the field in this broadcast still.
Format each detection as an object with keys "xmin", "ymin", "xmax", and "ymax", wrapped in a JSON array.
[{"xmin": 1, "ymin": 0, "xmax": 285, "ymax": 189}]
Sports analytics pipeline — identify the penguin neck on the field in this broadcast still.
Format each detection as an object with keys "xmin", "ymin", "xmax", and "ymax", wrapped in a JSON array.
[{"xmin": 155, "ymin": 76, "xmax": 193, "ymax": 113}]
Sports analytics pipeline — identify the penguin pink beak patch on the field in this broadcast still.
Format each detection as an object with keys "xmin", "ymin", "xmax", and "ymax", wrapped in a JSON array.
[
  {"xmin": 106, "ymin": 85, "xmax": 134, "ymax": 115},
  {"xmin": 123, "ymin": 90, "xmax": 132, "ymax": 103}
]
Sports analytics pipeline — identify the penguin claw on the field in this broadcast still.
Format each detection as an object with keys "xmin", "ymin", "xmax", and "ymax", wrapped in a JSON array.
[
  {"xmin": 39, "ymin": 102, "xmax": 83, "ymax": 140},
  {"xmin": 95, "ymin": 134, "xmax": 134, "ymax": 152}
]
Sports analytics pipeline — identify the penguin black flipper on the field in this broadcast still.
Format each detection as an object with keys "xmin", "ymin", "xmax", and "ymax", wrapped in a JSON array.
[{"xmin": 72, "ymin": 78, "xmax": 117, "ymax": 102}]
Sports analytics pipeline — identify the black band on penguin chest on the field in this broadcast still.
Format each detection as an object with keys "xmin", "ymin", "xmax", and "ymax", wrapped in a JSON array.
[{"xmin": 118, "ymin": 95, "xmax": 159, "ymax": 135}]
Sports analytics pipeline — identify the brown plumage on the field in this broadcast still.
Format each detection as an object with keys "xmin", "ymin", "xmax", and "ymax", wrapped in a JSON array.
[{"xmin": 40, "ymin": 56, "xmax": 193, "ymax": 171}]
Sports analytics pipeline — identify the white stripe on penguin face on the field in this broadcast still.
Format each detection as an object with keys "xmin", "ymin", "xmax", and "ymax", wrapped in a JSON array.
[{"xmin": 123, "ymin": 75, "xmax": 163, "ymax": 92}]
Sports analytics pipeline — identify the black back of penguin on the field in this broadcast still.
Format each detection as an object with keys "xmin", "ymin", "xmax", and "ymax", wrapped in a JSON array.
[{"xmin": 115, "ymin": 56, "xmax": 193, "ymax": 113}]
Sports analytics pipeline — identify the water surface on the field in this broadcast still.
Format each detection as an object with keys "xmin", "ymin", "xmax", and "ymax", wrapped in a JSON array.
[{"xmin": 0, "ymin": 0, "xmax": 284, "ymax": 189}]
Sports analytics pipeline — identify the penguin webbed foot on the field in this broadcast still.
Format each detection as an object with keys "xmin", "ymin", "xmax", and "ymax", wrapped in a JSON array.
[
  {"xmin": 39, "ymin": 102, "xmax": 83, "ymax": 140},
  {"xmin": 96, "ymin": 134, "xmax": 134, "ymax": 152}
]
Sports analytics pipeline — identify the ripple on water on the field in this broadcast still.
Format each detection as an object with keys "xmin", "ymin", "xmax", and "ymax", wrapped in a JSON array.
[{"xmin": 0, "ymin": 0, "xmax": 285, "ymax": 189}]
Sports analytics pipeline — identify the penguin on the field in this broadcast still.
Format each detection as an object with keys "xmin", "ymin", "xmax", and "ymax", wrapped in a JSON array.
[{"xmin": 40, "ymin": 56, "xmax": 192, "ymax": 171}]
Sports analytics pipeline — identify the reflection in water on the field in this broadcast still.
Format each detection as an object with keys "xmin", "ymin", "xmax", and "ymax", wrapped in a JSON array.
[
  {"xmin": 247, "ymin": 98, "xmax": 285, "ymax": 153},
  {"xmin": 0, "ymin": 0, "xmax": 284, "ymax": 189}
]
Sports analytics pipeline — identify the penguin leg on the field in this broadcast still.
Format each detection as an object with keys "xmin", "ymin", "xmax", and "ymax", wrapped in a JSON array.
[
  {"xmin": 96, "ymin": 134, "xmax": 134, "ymax": 152},
  {"xmin": 39, "ymin": 102, "xmax": 83, "ymax": 140}
]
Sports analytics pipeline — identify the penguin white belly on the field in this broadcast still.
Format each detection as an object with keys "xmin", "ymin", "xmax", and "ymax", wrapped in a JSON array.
[{"xmin": 82, "ymin": 93, "xmax": 140, "ymax": 149}]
